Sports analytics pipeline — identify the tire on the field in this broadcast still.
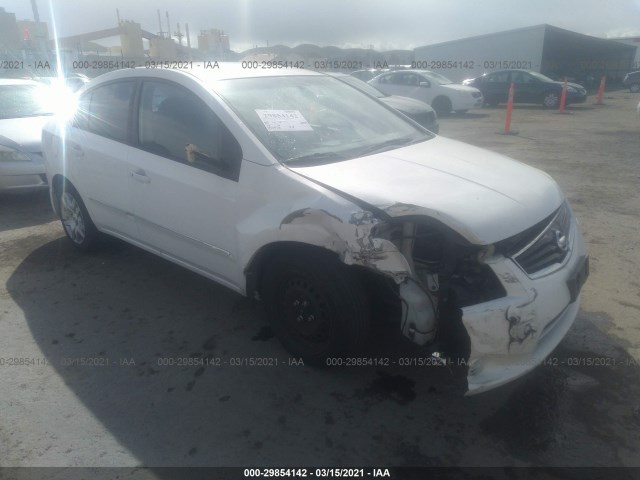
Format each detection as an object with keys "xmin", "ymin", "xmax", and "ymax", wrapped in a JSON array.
[
  {"xmin": 431, "ymin": 96, "xmax": 452, "ymax": 117},
  {"xmin": 57, "ymin": 182, "xmax": 100, "ymax": 251},
  {"xmin": 484, "ymin": 95, "xmax": 500, "ymax": 107},
  {"xmin": 630, "ymin": 83, "xmax": 640, "ymax": 93},
  {"xmin": 261, "ymin": 249, "xmax": 370, "ymax": 366},
  {"xmin": 542, "ymin": 91, "xmax": 560, "ymax": 108}
]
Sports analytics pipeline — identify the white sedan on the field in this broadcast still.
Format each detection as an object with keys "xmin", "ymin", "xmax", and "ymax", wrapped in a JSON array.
[
  {"xmin": 369, "ymin": 69, "xmax": 483, "ymax": 116},
  {"xmin": 42, "ymin": 65, "xmax": 588, "ymax": 395},
  {"xmin": 0, "ymin": 79, "xmax": 53, "ymax": 193}
]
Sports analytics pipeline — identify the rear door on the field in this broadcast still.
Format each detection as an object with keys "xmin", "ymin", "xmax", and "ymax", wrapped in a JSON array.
[
  {"xmin": 128, "ymin": 79, "xmax": 244, "ymax": 288},
  {"xmin": 65, "ymin": 80, "xmax": 138, "ymax": 238}
]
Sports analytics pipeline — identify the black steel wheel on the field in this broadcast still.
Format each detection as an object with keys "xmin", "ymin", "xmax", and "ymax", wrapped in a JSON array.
[{"xmin": 262, "ymin": 250, "xmax": 370, "ymax": 365}]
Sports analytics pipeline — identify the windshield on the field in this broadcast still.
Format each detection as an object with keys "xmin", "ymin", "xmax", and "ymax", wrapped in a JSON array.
[
  {"xmin": 529, "ymin": 71, "xmax": 555, "ymax": 82},
  {"xmin": 0, "ymin": 84, "xmax": 54, "ymax": 119},
  {"xmin": 338, "ymin": 75, "xmax": 386, "ymax": 98},
  {"xmin": 421, "ymin": 71, "xmax": 454, "ymax": 85},
  {"xmin": 216, "ymin": 76, "xmax": 431, "ymax": 165}
]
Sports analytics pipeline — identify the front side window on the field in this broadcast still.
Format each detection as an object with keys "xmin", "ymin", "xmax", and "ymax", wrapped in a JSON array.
[
  {"xmin": 77, "ymin": 81, "xmax": 135, "ymax": 142},
  {"xmin": 137, "ymin": 81, "xmax": 242, "ymax": 181},
  {"xmin": 512, "ymin": 72, "xmax": 535, "ymax": 84},
  {"xmin": 421, "ymin": 71, "xmax": 454, "ymax": 85},
  {"xmin": 400, "ymin": 74, "xmax": 422, "ymax": 86}
]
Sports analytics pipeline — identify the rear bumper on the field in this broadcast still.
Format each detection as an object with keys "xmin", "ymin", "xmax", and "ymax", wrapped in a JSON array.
[{"xmin": 462, "ymin": 217, "xmax": 588, "ymax": 395}]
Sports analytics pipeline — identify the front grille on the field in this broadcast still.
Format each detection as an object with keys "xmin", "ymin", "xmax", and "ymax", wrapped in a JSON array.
[{"xmin": 512, "ymin": 203, "xmax": 572, "ymax": 275}]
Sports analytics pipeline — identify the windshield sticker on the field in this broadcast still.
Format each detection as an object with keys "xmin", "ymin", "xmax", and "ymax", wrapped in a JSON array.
[{"xmin": 255, "ymin": 109, "xmax": 313, "ymax": 132}]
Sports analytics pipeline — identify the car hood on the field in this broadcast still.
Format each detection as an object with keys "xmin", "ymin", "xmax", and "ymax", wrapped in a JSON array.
[
  {"xmin": 0, "ymin": 116, "xmax": 51, "ymax": 153},
  {"xmin": 290, "ymin": 136, "xmax": 563, "ymax": 245},
  {"xmin": 380, "ymin": 95, "xmax": 435, "ymax": 115}
]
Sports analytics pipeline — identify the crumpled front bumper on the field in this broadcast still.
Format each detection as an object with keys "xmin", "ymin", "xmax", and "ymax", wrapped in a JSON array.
[{"xmin": 462, "ymin": 217, "xmax": 588, "ymax": 395}]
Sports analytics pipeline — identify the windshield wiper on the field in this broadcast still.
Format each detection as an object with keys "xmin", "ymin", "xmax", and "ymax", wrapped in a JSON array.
[
  {"xmin": 357, "ymin": 136, "xmax": 422, "ymax": 156},
  {"xmin": 284, "ymin": 151, "xmax": 349, "ymax": 166}
]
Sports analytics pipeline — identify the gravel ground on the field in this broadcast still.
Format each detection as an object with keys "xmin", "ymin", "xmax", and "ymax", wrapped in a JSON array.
[{"xmin": 1, "ymin": 91, "xmax": 639, "ymax": 477}]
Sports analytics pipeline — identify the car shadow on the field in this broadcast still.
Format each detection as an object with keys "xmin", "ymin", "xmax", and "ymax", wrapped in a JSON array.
[
  {"xmin": 7, "ymin": 239, "xmax": 640, "ymax": 469},
  {"xmin": 482, "ymin": 104, "xmax": 596, "ymax": 112},
  {"xmin": 0, "ymin": 190, "xmax": 56, "ymax": 233}
]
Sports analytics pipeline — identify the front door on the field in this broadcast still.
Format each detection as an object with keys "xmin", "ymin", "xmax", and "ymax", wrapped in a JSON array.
[{"xmin": 129, "ymin": 80, "xmax": 244, "ymax": 289}]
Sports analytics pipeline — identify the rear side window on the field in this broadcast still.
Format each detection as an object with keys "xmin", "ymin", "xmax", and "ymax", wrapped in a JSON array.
[
  {"xmin": 485, "ymin": 72, "xmax": 510, "ymax": 83},
  {"xmin": 74, "ymin": 81, "xmax": 135, "ymax": 142},
  {"xmin": 137, "ymin": 81, "xmax": 242, "ymax": 181}
]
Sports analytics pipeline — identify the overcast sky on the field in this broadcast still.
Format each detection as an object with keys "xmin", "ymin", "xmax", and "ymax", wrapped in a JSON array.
[{"xmin": 3, "ymin": 0, "xmax": 640, "ymax": 52}]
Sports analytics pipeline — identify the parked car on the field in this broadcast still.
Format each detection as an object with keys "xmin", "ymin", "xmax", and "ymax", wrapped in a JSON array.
[
  {"xmin": 463, "ymin": 70, "xmax": 588, "ymax": 108},
  {"xmin": 35, "ymin": 73, "xmax": 91, "ymax": 93},
  {"xmin": 42, "ymin": 65, "xmax": 588, "ymax": 395},
  {"xmin": 368, "ymin": 69, "xmax": 483, "ymax": 116},
  {"xmin": 350, "ymin": 69, "xmax": 387, "ymax": 82},
  {"xmin": 623, "ymin": 71, "xmax": 640, "ymax": 93},
  {"xmin": 0, "ymin": 79, "xmax": 53, "ymax": 193},
  {"xmin": 328, "ymin": 72, "xmax": 439, "ymax": 133}
]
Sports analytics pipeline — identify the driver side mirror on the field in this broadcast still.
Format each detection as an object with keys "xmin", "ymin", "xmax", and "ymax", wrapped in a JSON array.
[{"xmin": 419, "ymin": 81, "xmax": 430, "ymax": 88}]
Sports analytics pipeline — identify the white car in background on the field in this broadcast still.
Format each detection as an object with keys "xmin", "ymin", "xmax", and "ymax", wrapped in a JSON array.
[
  {"xmin": 0, "ymin": 79, "xmax": 53, "ymax": 193},
  {"xmin": 42, "ymin": 65, "xmax": 588, "ymax": 395},
  {"xmin": 369, "ymin": 69, "xmax": 483, "ymax": 116}
]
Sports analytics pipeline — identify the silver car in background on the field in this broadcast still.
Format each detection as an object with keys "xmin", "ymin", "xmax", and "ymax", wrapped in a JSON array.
[
  {"xmin": 329, "ymin": 72, "xmax": 439, "ymax": 133},
  {"xmin": 0, "ymin": 79, "xmax": 53, "ymax": 193}
]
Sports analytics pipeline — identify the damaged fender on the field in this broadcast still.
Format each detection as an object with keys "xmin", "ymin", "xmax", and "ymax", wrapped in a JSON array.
[{"xmin": 277, "ymin": 207, "xmax": 438, "ymax": 345}]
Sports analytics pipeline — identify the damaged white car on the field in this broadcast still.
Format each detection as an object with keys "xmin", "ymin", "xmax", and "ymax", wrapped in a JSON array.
[{"xmin": 42, "ymin": 65, "xmax": 589, "ymax": 394}]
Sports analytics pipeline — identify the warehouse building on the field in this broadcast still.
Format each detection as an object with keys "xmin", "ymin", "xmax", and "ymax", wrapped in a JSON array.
[
  {"xmin": 610, "ymin": 36, "xmax": 640, "ymax": 71},
  {"xmin": 414, "ymin": 24, "xmax": 637, "ymax": 85}
]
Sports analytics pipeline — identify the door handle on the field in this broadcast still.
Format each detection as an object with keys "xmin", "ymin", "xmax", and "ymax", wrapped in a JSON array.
[{"xmin": 130, "ymin": 169, "xmax": 151, "ymax": 184}]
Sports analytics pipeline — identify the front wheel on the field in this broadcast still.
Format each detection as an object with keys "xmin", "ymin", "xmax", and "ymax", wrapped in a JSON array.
[
  {"xmin": 262, "ymin": 250, "xmax": 370, "ymax": 366},
  {"xmin": 58, "ymin": 184, "xmax": 100, "ymax": 251},
  {"xmin": 484, "ymin": 95, "xmax": 500, "ymax": 107},
  {"xmin": 542, "ymin": 91, "xmax": 560, "ymax": 108},
  {"xmin": 431, "ymin": 96, "xmax": 452, "ymax": 117}
]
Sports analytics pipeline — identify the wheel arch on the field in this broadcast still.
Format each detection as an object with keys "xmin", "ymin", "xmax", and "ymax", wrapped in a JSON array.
[
  {"xmin": 50, "ymin": 174, "xmax": 71, "ymax": 216},
  {"xmin": 245, "ymin": 241, "xmax": 342, "ymax": 299},
  {"xmin": 431, "ymin": 95, "xmax": 452, "ymax": 116}
]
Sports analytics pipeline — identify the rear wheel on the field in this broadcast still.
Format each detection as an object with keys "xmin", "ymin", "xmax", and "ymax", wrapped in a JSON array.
[
  {"xmin": 261, "ymin": 250, "xmax": 370, "ymax": 366},
  {"xmin": 58, "ymin": 183, "xmax": 100, "ymax": 251},
  {"xmin": 542, "ymin": 91, "xmax": 560, "ymax": 108},
  {"xmin": 431, "ymin": 96, "xmax": 452, "ymax": 117}
]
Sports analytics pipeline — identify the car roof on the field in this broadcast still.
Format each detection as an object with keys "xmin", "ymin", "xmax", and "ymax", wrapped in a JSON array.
[
  {"xmin": 87, "ymin": 62, "xmax": 324, "ymax": 88},
  {"xmin": 0, "ymin": 78, "xmax": 40, "ymax": 86},
  {"xmin": 323, "ymin": 72, "xmax": 348, "ymax": 78}
]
